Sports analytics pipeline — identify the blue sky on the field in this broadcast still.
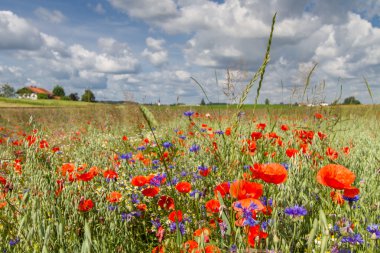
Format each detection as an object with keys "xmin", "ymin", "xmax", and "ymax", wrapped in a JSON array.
[{"xmin": 0, "ymin": 0, "xmax": 379, "ymax": 104}]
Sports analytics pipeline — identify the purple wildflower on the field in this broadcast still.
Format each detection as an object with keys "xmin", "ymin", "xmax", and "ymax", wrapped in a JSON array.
[
  {"xmin": 183, "ymin": 111, "xmax": 194, "ymax": 117},
  {"xmin": 189, "ymin": 144, "xmax": 200, "ymax": 153},
  {"xmin": 341, "ymin": 233, "xmax": 364, "ymax": 245},
  {"xmin": 284, "ymin": 205, "xmax": 307, "ymax": 218}
]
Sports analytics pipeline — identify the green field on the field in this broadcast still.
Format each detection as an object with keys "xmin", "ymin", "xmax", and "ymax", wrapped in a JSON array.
[{"xmin": 0, "ymin": 103, "xmax": 379, "ymax": 252}]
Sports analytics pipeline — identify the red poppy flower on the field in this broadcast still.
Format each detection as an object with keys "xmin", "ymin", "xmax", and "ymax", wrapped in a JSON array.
[
  {"xmin": 342, "ymin": 146, "xmax": 350, "ymax": 155},
  {"xmin": 142, "ymin": 187, "xmax": 160, "ymax": 197},
  {"xmin": 158, "ymin": 195, "xmax": 175, "ymax": 210},
  {"xmin": 152, "ymin": 245, "xmax": 164, "ymax": 253},
  {"xmin": 78, "ymin": 198, "xmax": 94, "ymax": 212},
  {"xmin": 205, "ymin": 199, "xmax": 220, "ymax": 213},
  {"xmin": 77, "ymin": 171, "xmax": 96, "ymax": 182},
  {"xmin": 225, "ymin": 127, "xmax": 231, "ymax": 136},
  {"xmin": 250, "ymin": 132, "xmax": 263, "ymax": 140},
  {"xmin": 193, "ymin": 227, "xmax": 211, "ymax": 242},
  {"xmin": 131, "ymin": 175, "xmax": 148, "ymax": 187},
  {"xmin": 326, "ymin": 147, "xmax": 338, "ymax": 160},
  {"xmin": 258, "ymin": 163, "xmax": 288, "ymax": 184},
  {"xmin": 229, "ymin": 180, "xmax": 263, "ymax": 200},
  {"xmin": 317, "ymin": 164, "xmax": 355, "ymax": 190},
  {"xmin": 122, "ymin": 135, "xmax": 128, "ymax": 141},
  {"xmin": 315, "ymin": 113, "xmax": 323, "ymax": 119},
  {"xmin": 318, "ymin": 131, "xmax": 327, "ymax": 140},
  {"xmin": 256, "ymin": 123, "xmax": 266, "ymax": 130},
  {"xmin": 137, "ymin": 203, "xmax": 147, "ymax": 211},
  {"xmin": 183, "ymin": 240, "xmax": 198, "ymax": 252},
  {"xmin": 233, "ymin": 198, "xmax": 264, "ymax": 212},
  {"xmin": 168, "ymin": 210, "xmax": 183, "ymax": 222},
  {"xmin": 214, "ymin": 182, "xmax": 230, "ymax": 198},
  {"xmin": 248, "ymin": 225, "xmax": 268, "ymax": 247},
  {"xmin": 39, "ymin": 139, "xmax": 49, "ymax": 148},
  {"xmin": 281, "ymin": 124, "xmax": 289, "ymax": 131},
  {"xmin": 103, "ymin": 169, "xmax": 118, "ymax": 179},
  {"xmin": 204, "ymin": 245, "xmax": 221, "ymax": 253},
  {"xmin": 343, "ymin": 187, "xmax": 360, "ymax": 198},
  {"xmin": 106, "ymin": 191, "xmax": 122, "ymax": 203},
  {"xmin": 286, "ymin": 148, "xmax": 298, "ymax": 158},
  {"xmin": 0, "ymin": 176, "xmax": 6, "ymax": 185},
  {"xmin": 199, "ymin": 167, "xmax": 211, "ymax": 177},
  {"xmin": 175, "ymin": 181, "xmax": 192, "ymax": 193},
  {"xmin": 61, "ymin": 163, "xmax": 75, "ymax": 176}
]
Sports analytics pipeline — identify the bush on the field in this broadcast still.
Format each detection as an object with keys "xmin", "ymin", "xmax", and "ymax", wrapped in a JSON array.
[
  {"xmin": 61, "ymin": 96, "xmax": 71, "ymax": 101},
  {"xmin": 81, "ymin": 89, "xmax": 96, "ymax": 102},
  {"xmin": 53, "ymin": 85, "xmax": 65, "ymax": 97},
  {"xmin": 37, "ymin": 93, "xmax": 49, "ymax": 99},
  {"xmin": 343, "ymin": 96, "xmax": 361, "ymax": 105}
]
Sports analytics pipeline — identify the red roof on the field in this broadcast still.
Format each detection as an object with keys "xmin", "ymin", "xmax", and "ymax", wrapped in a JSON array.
[{"xmin": 27, "ymin": 86, "xmax": 52, "ymax": 95}]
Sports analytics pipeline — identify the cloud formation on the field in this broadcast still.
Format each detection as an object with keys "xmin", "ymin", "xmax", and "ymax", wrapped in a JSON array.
[{"xmin": 0, "ymin": 1, "xmax": 379, "ymax": 103}]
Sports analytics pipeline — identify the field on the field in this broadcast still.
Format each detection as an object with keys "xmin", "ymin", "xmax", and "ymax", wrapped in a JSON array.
[{"xmin": 0, "ymin": 103, "xmax": 379, "ymax": 253}]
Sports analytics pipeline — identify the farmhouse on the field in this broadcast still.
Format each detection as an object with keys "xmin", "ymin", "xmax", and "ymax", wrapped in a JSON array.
[{"xmin": 16, "ymin": 86, "xmax": 53, "ymax": 100}]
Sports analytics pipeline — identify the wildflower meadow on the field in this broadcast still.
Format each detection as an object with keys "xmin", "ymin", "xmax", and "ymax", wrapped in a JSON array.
[{"xmin": 1, "ymin": 15, "xmax": 380, "ymax": 253}]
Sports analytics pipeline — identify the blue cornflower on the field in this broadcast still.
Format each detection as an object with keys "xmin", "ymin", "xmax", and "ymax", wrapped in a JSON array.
[
  {"xmin": 137, "ymin": 146, "xmax": 146, "ymax": 151},
  {"xmin": 189, "ymin": 144, "xmax": 200, "ymax": 152},
  {"xmin": 341, "ymin": 233, "xmax": 364, "ymax": 245},
  {"xmin": 183, "ymin": 111, "xmax": 194, "ymax": 117},
  {"xmin": 108, "ymin": 205, "xmax": 117, "ymax": 211},
  {"xmin": 152, "ymin": 159, "xmax": 160, "ymax": 165},
  {"xmin": 215, "ymin": 130, "xmax": 224, "ymax": 135},
  {"xmin": 343, "ymin": 195, "xmax": 360, "ymax": 202},
  {"xmin": 243, "ymin": 165, "xmax": 250, "ymax": 171},
  {"xmin": 179, "ymin": 135, "xmax": 186, "ymax": 140},
  {"xmin": 9, "ymin": 238, "xmax": 20, "ymax": 246},
  {"xmin": 367, "ymin": 224, "xmax": 380, "ymax": 239},
  {"xmin": 120, "ymin": 152, "xmax": 133, "ymax": 160},
  {"xmin": 131, "ymin": 193, "xmax": 140, "ymax": 204},
  {"xmin": 169, "ymin": 222, "xmax": 186, "ymax": 235},
  {"xmin": 235, "ymin": 201, "xmax": 259, "ymax": 227},
  {"xmin": 150, "ymin": 173, "xmax": 166, "ymax": 186},
  {"xmin": 198, "ymin": 165, "xmax": 208, "ymax": 172},
  {"xmin": 230, "ymin": 244, "xmax": 237, "ymax": 252},
  {"xmin": 163, "ymin": 142, "xmax": 173, "ymax": 149},
  {"xmin": 121, "ymin": 212, "xmax": 133, "ymax": 222},
  {"xmin": 260, "ymin": 196, "xmax": 273, "ymax": 207},
  {"xmin": 180, "ymin": 171, "xmax": 187, "ymax": 177},
  {"xmin": 167, "ymin": 177, "xmax": 179, "ymax": 186},
  {"xmin": 280, "ymin": 163, "xmax": 290, "ymax": 170},
  {"xmin": 190, "ymin": 189, "xmax": 204, "ymax": 198},
  {"xmin": 284, "ymin": 205, "xmax": 307, "ymax": 218},
  {"xmin": 151, "ymin": 219, "xmax": 161, "ymax": 229},
  {"xmin": 192, "ymin": 172, "xmax": 202, "ymax": 181}
]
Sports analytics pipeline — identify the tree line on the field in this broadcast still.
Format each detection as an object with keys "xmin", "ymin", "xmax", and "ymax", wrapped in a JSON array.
[{"xmin": 0, "ymin": 84, "xmax": 96, "ymax": 102}]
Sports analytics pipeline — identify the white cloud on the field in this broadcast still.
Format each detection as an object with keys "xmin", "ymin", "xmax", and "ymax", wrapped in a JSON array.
[
  {"xmin": 108, "ymin": 0, "xmax": 178, "ymax": 21},
  {"xmin": 34, "ymin": 7, "xmax": 66, "ymax": 24},
  {"xmin": 142, "ymin": 37, "xmax": 168, "ymax": 66},
  {"xmin": 0, "ymin": 11, "xmax": 43, "ymax": 50}
]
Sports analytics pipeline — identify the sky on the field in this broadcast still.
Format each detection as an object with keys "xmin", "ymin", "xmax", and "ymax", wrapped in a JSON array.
[{"xmin": 0, "ymin": 0, "xmax": 379, "ymax": 104}]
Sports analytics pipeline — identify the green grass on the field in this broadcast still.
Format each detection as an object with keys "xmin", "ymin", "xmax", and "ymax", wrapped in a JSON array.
[{"xmin": 0, "ymin": 97, "xmax": 93, "ymax": 107}]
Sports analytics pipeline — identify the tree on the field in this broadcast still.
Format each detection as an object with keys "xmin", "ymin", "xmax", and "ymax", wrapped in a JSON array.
[
  {"xmin": 52, "ymin": 85, "xmax": 65, "ymax": 97},
  {"xmin": 265, "ymin": 98, "xmax": 270, "ymax": 105},
  {"xmin": 81, "ymin": 89, "xmax": 95, "ymax": 102},
  {"xmin": 69, "ymin": 93, "xmax": 79, "ymax": 101},
  {"xmin": 200, "ymin": 98, "xmax": 206, "ymax": 105},
  {"xmin": 343, "ymin": 96, "xmax": 361, "ymax": 105},
  {"xmin": 0, "ymin": 84, "xmax": 15, "ymax": 97}
]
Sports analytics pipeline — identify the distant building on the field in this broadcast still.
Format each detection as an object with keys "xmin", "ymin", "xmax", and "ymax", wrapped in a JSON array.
[{"xmin": 16, "ymin": 86, "xmax": 53, "ymax": 100}]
